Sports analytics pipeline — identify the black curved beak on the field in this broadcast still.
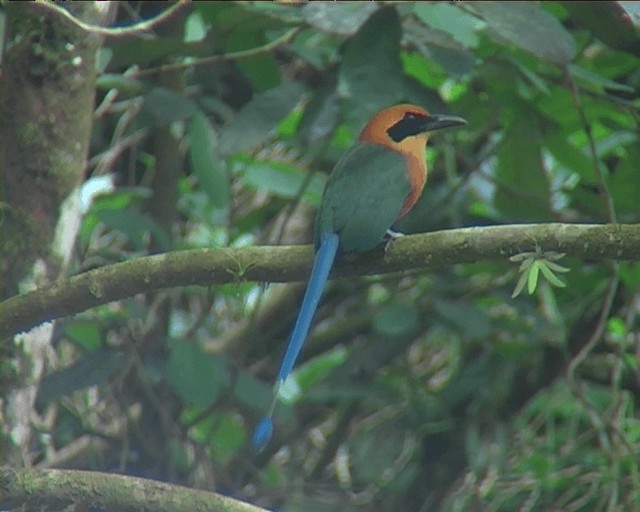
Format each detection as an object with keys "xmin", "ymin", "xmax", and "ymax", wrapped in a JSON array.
[{"xmin": 421, "ymin": 114, "xmax": 468, "ymax": 133}]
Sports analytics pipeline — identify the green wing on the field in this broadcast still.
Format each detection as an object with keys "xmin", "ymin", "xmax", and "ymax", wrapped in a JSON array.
[{"xmin": 315, "ymin": 143, "xmax": 411, "ymax": 253}]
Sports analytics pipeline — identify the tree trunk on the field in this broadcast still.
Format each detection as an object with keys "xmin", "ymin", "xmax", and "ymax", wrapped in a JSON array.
[{"xmin": 1, "ymin": 2, "xmax": 107, "ymax": 467}]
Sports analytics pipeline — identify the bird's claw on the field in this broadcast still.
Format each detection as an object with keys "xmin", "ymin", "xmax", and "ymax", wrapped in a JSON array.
[{"xmin": 384, "ymin": 229, "xmax": 405, "ymax": 252}]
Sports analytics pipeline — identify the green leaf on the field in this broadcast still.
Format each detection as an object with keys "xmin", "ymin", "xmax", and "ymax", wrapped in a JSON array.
[
  {"xmin": 294, "ymin": 346, "xmax": 349, "ymax": 392},
  {"xmin": 141, "ymin": 87, "xmax": 199, "ymax": 127},
  {"xmin": 36, "ymin": 349, "xmax": 126, "ymax": 407},
  {"xmin": 338, "ymin": 7, "xmax": 405, "ymax": 128},
  {"xmin": 562, "ymin": 2, "xmax": 640, "ymax": 55},
  {"xmin": 63, "ymin": 321, "xmax": 102, "ymax": 352},
  {"xmin": 296, "ymin": 87, "xmax": 342, "ymax": 146},
  {"xmin": 96, "ymin": 74, "xmax": 145, "ymax": 94},
  {"xmin": 373, "ymin": 303, "xmax": 421, "ymax": 338},
  {"xmin": 544, "ymin": 129, "xmax": 593, "ymax": 180},
  {"xmin": 107, "ymin": 37, "xmax": 202, "ymax": 68},
  {"xmin": 233, "ymin": 155, "xmax": 325, "ymax": 204},
  {"xmin": 544, "ymin": 260, "xmax": 570, "ymax": 273},
  {"xmin": 509, "ymin": 252, "xmax": 535, "ymax": 263},
  {"xmin": 189, "ymin": 113, "xmax": 229, "ymax": 209},
  {"xmin": 512, "ymin": 270, "xmax": 529, "ymax": 298},
  {"xmin": 528, "ymin": 260, "xmax": 540, "ymax": 294},
  {"xmin": 167, "ymin": 342, "xmax": 230, "ymax": 408},
  {"xmin": 233, "ymin": 370, "xmax": 275, "ymax": 411},
  {"xmin": 538, "ymin": 262, "xmax": 567, "ymax": 288},
  {"xmin": 610, "ymin": 145, "xmax": 640, "ymax": 216},
  {"xmin": 620, "ymin": 262, "xmax": 640, "ymax": 291},
  {"xmin": 472, "ymin": 2, "xmax": 576, "ymax": 65},
  {"xmin": 95, "ymin": 209, "xmax": 170, "ymax": 251},
  {"xmin": 218, "ymin": 81, "xmax": 306, "ymax": 156},
  {"xmin": 208, "ymin": 413, "xmax": 246, "ymax": 463},
  {"xmin": 495, "ymin": 118, "xmax": 553, "ymax": 220},
  {"xmin": 414, "ymin": 3, "xmax": 483, "ymax": 49},
  {"xmin": 303, "ymin": 2, "xmax": 378, "ymax": 35},
  {"xmin": 569, "ymin": 64, "xmax": 634, "ymax": 93},
  {"xmin": 433, "ymin": 299, "xmax": 491, "ymax": 341}
]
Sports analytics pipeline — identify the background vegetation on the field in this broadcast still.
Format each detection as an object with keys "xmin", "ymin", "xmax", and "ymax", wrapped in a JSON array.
[{"xmin": 2, "ymin": 2, "xmax": 640, "ymax": 511}]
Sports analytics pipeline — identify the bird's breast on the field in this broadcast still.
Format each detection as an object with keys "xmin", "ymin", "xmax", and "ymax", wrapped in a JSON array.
[{"xmin": 398, "ymin": 152, "xmax": 428, "ymax": 218}]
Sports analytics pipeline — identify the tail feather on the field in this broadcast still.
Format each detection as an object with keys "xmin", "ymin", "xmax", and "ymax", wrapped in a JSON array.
[{"xmin": 252, "ymin": 232, "xmax": 339, "ymax": 451}]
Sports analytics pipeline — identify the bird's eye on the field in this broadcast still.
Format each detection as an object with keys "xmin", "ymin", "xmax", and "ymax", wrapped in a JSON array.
[{"xmin": 405, "ymin": 112, "xmax": 425, "ymax": 121}]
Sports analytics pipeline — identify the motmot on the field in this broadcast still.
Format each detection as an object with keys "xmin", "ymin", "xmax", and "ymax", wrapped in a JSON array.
[{"xmin": 253, "ymin": 104, "xmax": 466, "ymax": 450}]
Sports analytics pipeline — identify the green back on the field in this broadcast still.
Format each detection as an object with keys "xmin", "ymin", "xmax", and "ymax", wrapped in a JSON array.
[{"xmin": 314, "ymin": 143, "xmax": 412, "ymax": 253}]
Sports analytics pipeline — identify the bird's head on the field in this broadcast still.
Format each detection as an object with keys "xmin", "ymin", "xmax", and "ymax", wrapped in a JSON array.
[{"xmin": 359, "ymin": 104, "xmax": 466, "ymax": 154}]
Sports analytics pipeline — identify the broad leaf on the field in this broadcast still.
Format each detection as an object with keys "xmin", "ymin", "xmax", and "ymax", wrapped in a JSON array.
[
  {"xmin": 189, "ymin": 113, "xmax": 229, "ymax": 209},
  {"xmin": 473, "ymin": 2, "xmax": 576, "ymax": 66},
  {"xmin": 218, "ymin": 81, "xmax": 306, "ymax": 156}
]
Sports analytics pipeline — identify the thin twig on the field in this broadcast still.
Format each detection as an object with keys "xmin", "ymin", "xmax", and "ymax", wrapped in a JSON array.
[
  {"xmin": 34, "ymin": 0, "xmax": 188, "ymax": 37},
  {"xmin": 566, "ymin": 69, "xmax": 617, "ymax": 224},
  {"xmin": 132, "ymin": 27, "xmax": 303, "ymax": 78},
  {"xmin": 566, "ymin": 271, "xmax": 619, "ymax": 388},
  {"xmin": 564, "ymin": 67, "xmax": 622, "ymax": 454}
]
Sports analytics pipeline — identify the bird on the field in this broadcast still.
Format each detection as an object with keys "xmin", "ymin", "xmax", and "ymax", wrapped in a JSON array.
[{"xmin": 252, "ymin": 104, "xmax": 467, "ymax": 451}]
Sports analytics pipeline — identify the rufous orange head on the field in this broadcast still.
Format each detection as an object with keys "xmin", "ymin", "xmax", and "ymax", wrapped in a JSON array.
[
  {"xmin": 359, "ymin": 104, "xmax": 466, "ymax": 217},
  {"xmin": 359, "ymin": 104, "xmax": 466, "ymax": 155}
]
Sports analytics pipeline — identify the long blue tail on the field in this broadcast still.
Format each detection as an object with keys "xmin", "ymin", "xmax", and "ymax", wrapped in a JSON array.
[{"xmin": 252, "ymin": 232, "xmax": 340, "ymax": 451}]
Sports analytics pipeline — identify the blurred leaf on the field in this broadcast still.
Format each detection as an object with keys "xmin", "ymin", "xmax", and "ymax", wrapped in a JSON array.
[
  {"xmin": 96, "ymin": 74, "xmax": 145, "ymax": 93},
  {"xmin": 594, "ymin": 131, "xmax": 638, "ymax": 158},
  {"xmin": 198, "ymin": 5, "xmax": 286, "ymax": 91},
  {"xmin": 401, "ymin": 51, "xmax": 446, "ymax": 90},
  {"xmin": 338, "ymin": 7, "xmax": 404, "ymax": 127},
  {"xmin": 297, "ymin": 86, "xmax": 342, "ymax": 146},
  {"xmin": 167, "ymin": 342, "xmax": 230, "ymax": 408},
  {"xmin": 107, "ymin": 37, "xmax": 205, "ymax": 68},
  {"xmin": 495, "ymin": 118, "xmax": 553, "ymax": 220},
  {"xmin": 512, "ymin": 270, "xmax": 529, "ymax": 299},
  {"xmin": 544, "ymin": 129, "xmax": 593, "ymax": 180},
  {"xmin": 208, "ymin": 413, "xmax": 246, "ymax": 463},
  {"xmin": 189, "ymin": 113, "xmax": 229, "ymax": 209},
  {"xmin": 569, "ymin": 64, "xmax": 635, "ymax": 93},
  {"xmin": 62, "ymin": 321, "xmax": 102, "ymax": 352},
  {"xmin": 168, "ymin": 439, "xmax": 191, "ymax": 475},
  {"xmin": 36, "ymin": 349, "xmax": 126, "ymax": 407},
  {"xmin": 294, "ymin": 345, "xmax": 349, "ymax": 392},
  {"xmin": 232, "ymin": 50, "xmax": 281, "ymax": 93},
  {"xmin": 414, "ymin": 3, "xmax": 483, "ymax": 49},
  {"xmin": 303, "ymin": 2, "xmax": 378, "ymax": 35},
  {"xmin": 233, "ymin": 370, "xmax": 273, "ymax": 410},
  {"xmin": 289, "ymin": 29, "xmax": 341, "ymax": 70},
  {"xmin": 373, "ymin": 303, "xmax": 420, "ymax": 338},
  {"xmin": 218, "ymin": 81, "xmax": 306, "ymax": 156},
  {"xmin": 562, "ymin": 1, "xmax": 640, "ymax": 55},
  {"xmin": 351, "ymin": 423, "xmax": 411, "ymax": 485},
  {"xmin": 433, "ymin": 299, "xmax": 491, "ymax": 341},
  {"xmin": 237, "ymin": 2, "xmax": 304, "ymax": 24},
  {"xmin": 233, "ymin": 155, "xmax": 325, "ymax": 204},
  {"xmin": 619, "ymin": 262, "xmax": 640, "ymax": 290},
  {"xmin": 95, "ymin": 209, "xmax": 170, "ymax": 251},
  {"xmin": 610, "ymin": 145, "xmax": 640, "ymax": 216},
  {"xmin": 141, "ymin": 87, "xmax": 199, "ymax": 127},
  {"xmin": 473, "ymin": 2, "xmax": 576, "ymax": 65},
  {"xmin": 405, "ymin": 20, "xmax": 477, "ymax": 77}
]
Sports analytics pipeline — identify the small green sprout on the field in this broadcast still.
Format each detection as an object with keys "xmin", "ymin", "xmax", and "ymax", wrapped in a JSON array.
[{"xmin": 510, "ymin": 250, "xmax": 570, "ymax": 298}]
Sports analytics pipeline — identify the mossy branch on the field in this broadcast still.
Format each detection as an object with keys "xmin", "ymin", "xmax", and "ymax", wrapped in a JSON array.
[
  {"xmin": 1, "ymin": 223, "xmax": 639, "ymax": 340},
  {"xmin": 0, "ymin": 467, "xmax": 265, "ymax": 512}
]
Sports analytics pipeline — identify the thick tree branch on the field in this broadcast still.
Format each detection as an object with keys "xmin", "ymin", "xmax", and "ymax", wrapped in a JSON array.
[
  {"xmin": 0, "ymin": 467, "xmax": 265, "ymax": 512},
  {"xmin": 1, "ymin": 223, "xmax": 639, "ymax": 340}
]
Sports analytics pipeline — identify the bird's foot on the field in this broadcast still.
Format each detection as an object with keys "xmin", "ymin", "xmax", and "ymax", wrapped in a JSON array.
[{"xmin": 384, "ymin": 229, "xmax": 405, "ymax": 252}]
